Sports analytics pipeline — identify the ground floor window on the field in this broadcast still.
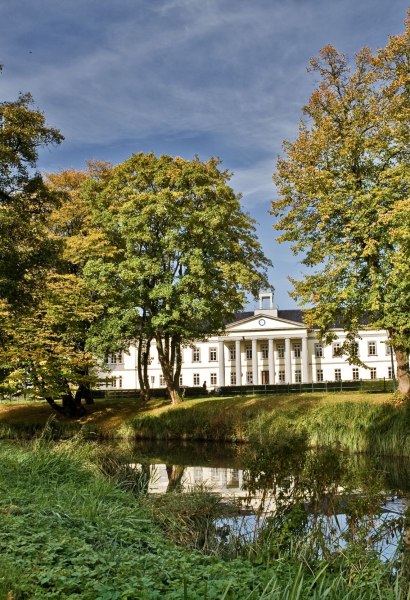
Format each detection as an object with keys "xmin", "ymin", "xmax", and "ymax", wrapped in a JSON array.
[
  {"xmin": 388, "ymin": 366, "xmax": 393, "ymax": 379},
  {"xmin": 150, "ymin": 375, "xmax": 155, "ymax": 386},
  {"xmin": 294, "ymin": 370, "xmax": 301, "ymax": 383},
  {"xmin": 193, "ymin": 373, "xmax": 200, "ymax": 386},
  {"xmin": 179, "ymin": 375, "xmax": 183, "ymax": 386},
  {"xmin": 370, "ymin": 368, "xmax": 377, "ymax": 380},
  {"xmin": 278, "ymin": 370, "xmax": 285, "ymax": 383},
  {"xmin": 334, "ymin": 369, "xmax": 342, "ymax": 382},
  {"xmin": 352, "ymin": 368, "xmax": 359, "ymax": 381},
  {"xmin": 117, "ymin": 376, "xmax": 122, "ymax": 388},
  {"xmin": 246, "ymin": 371, "xmax": 253, "ymax": 384},
  {"xmin": 230, "ymin": 371, "xmax": 237, "ymax": 385},
  {"xmin": 210, "ymin": 373, "xmax": 217, "ymax": 385},
  {"xmin": 316, "ymin": 369, "xmax": 323, "ymax": 382},
  {"xmin": 160, "ymin": 375, "xmax": 165, "ymax": 387}
]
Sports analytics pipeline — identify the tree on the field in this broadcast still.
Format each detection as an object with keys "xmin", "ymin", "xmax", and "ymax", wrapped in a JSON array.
[
  {"xmin": 84, "ymin": 153, "xmax": 271, "ymax": 404},
  {"xmin": 272, "ymin": 14, "xmax": 410, "ymax": 395},
  {"xmin": 0, "ymin": 163, "xmax": 112, "ymax": 415},
  {"xmin": 0, "ymin": 66, "xmax": 63, "ymax": 310}
]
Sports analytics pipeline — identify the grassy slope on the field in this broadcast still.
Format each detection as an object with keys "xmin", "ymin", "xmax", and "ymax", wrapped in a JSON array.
[
  {"xmin": 1, "ymin": 391, "xmax": 409, "ymax": 455},
  {"xmin": 0, "ymin": 441, "xmax": 402, "ymax": 599}
]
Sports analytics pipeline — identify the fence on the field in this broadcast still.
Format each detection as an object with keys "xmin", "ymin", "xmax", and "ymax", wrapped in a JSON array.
[{"xmin": 0, "ymin": 378, "xmax": 395, "ymax": 403}]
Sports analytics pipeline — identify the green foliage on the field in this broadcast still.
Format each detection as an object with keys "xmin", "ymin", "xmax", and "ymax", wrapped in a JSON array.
[
  {"xmin": 0, "ymin": 67, "xmax": 63, "ymax": 310},
  {"xmin": 271, "ymin": 14, "xmax": 410, "ymax": 393},
  {"xmin": 125, "ymin": 393, "xmax": 410, "ymax": 456},
  {"xmin": 83, "ymin": 153, "xmax": 271, "ymax": 403},
  {"xmin": 0, "ymin": 440, "xmax": 407, "ymax": 599}
]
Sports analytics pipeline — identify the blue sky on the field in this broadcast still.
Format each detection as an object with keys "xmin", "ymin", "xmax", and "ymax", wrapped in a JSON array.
[{"xmin": 1, "ymin": 0, "xmax": 407, "ymax": 307}]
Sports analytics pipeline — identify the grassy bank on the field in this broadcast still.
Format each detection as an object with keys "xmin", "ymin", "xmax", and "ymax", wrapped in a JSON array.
[
  {"xmin": 124, "ymin": 392, "xmax": 410, "ymax": 456},
  {"xmin": 0, "ymin": 440, "xmax": 406, "ymax": 599},
  {"xmin": 1, "ymin": 391, "xmax": 409, "ymax": 455}
]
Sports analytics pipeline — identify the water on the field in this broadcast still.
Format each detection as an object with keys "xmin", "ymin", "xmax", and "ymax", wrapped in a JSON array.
[{"xmin": 113, "ymin": 439, "xmax": 410, "ymax": 562}]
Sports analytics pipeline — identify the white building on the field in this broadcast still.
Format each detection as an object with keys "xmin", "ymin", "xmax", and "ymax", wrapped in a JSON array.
[{"xmin": 102, "ymin": 290, "xmax": 396, "ymax": 391}]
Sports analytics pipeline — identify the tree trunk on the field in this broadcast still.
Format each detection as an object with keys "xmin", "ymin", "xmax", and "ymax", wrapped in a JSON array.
[
  {"xmin": 74, "ymin": 383, "xmax": 94, "ymax": 406},
  {"xmin": 172, "ymin": 336, "xmax": 182, "ymax": 389},
  {"xmin": 156, "ymin": 334, "xmax": 182, "ymax": 405},
  {"xmin": 137, "ymin": 336, "xmax": 152, "ymax": 401},
  {"xmin": 166, "ymin": 464, "xmax": 185, "ymax": 492},
  {"xmin": 395, "ymin": 347, "xmax": 410, "ymax": 396}
]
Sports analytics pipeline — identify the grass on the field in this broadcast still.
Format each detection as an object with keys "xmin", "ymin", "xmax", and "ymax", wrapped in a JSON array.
[
  {"xmin": 1, "ymin": 390, "xmax": 409, "ymax": 455},
  {"xmin": 0, "ymin": 439, "xmax": 408, "ymax": 599}
]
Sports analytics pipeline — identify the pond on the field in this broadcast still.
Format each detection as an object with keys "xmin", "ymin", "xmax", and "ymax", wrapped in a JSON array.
[{"xmin": 100, "ymin": 438, "xmax": 410, "ymax": 565}]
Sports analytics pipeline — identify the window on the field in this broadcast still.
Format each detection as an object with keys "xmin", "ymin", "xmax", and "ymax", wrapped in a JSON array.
[
  {"xmin": 352, "ymin": 342, "xmax": 359, "ymax": 357},
  {"xmin": 192, "ymin": 347, "xmax": 200, "ymax": 362},
  {"xmin": 388, "ymin": 366, "xmax": 393, "ymax": 379},
  {"xmin": 293, "ymin": 344, "xmax": 301, "ymax": 359},
  {"xmin": 316, "ymin": 369, "xmax": 323, "ymax": 382},
  {"xmin": 368, "ymin": 341, "xmax": 377, "ymax": 356},
  {"xmin": 352, "ymin": 368, "xmax": 359, "ymax": 381},
  {"xmin": 261, "ymin": 344, "xmax": 269, "ymax": 359},
  {"xmin": 159, "ymin": 375, "xmax": 165, "ymax": 387},
  {"xmin": 230, "ymin": 371, "xmax": 237, "ymax": 385},
  {"xmin": 179, "ymin": 375, "xmax": 183, "ymax": 386},
  {"xmin": 108, "ymin": 352, "xmax": 123, "ymax": 365},
  {"xmin": 210, "ymin": 373, "xmax": 217, "ymax": 385},
  {"xmin": 246, "ymin": 345, "xmax": 252, "ymax": 360},
  {"xmin": 193, "ymin": 373, "xmax": 200, "ymax": 386},
  {"xmin": 150, "ymin": 375, "xmax": 155, "ymax": 386},
  {"xmin": 261, "ymin": 370, "xmax": 269, "ymax": 384},
  {"xmin": 209, "ymin": 347, "xmax": 217, "ymax": 362},
  {"xmin": 370, "ymin": 368, "xmax": 377, "ymax": 380},
  {"xmin": 278, "ymin": 370, "xmax": 285, "ymax": 383},
  {"xmin": 385, "ymin": 343, "xmax": 391, "ymax": 356},
  {"xmin": 295, "ymin": 370, "xmax": 301, "ymax": 383},
  {"xmin": 315, "ymin": 344, "xmax": 323, "ymax": 358},
  {"xmin": 117, "ymin": 376, "xmax": 122, "ymax": 388},
  {"xmin": 277, "ymin": 344, "xmax": 285, "ymax": 359},
  {"xmin": 332, "ymin": 342, "xmax": 341, "ymax": 357},
  {"xmin": 334, "ymin": 369, "xmax": 342, "ymax": 382},
  {"xmin": 246, "ymin": 371, "xmax": 253, "ymax": 384},
  {"xmin": 229, "ymin": 345, "xmax": 236, "ymax": 361}
]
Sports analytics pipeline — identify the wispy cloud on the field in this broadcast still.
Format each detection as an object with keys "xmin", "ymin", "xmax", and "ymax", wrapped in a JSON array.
[{"xmin": 0, "ymin": 0, "xmax": 407, "ymax": 305}]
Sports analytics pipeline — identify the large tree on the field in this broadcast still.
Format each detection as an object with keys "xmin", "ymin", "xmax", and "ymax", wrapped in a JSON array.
[
  {"xmin": 0, "ymin": 66, "xmax": 63, "ymax": 311},
  {"xmin": 84, "ymin": 153, "xmax": 271, "ymax": 404},
  {"xmin": 272, "ymin": 14, "xmax": 410, "ymax": 395}
]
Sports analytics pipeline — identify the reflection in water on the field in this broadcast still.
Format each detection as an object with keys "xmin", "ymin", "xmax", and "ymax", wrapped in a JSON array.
[{"xmin": 125, "ymin": 438, "xmax": 409, "ymax": 566}]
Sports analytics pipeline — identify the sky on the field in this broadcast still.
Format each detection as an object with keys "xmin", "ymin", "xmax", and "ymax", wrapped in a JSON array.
[{"xmin": 0, "ymin": 0, "xmax": 407, "ymax": 308}]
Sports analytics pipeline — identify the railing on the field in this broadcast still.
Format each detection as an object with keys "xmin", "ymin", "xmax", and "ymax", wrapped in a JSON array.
[
  {"xmin": 0, "ymin": 378, "xmax": 395, "ymax": 402},
  {"xmin": 215, "ymin": 378, "xmax": 395, "ymax": 396}
]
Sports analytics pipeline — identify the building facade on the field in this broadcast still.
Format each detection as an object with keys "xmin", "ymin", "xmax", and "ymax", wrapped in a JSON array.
[{"xmin": 101, "ymin": 291, "xmax": 396, "ymax": 390}]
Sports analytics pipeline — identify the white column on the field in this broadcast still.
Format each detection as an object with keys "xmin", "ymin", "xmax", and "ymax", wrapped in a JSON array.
[
  {"xmin": 302, "ymin": 336, "xmax": 310, "ymax": 383},
  {"xmin": 252, "ymin": 339, "xmax": 258, "ymax": 385},
  {"xmin": 285, "ymin": 337, "xmax": 292, "ymax": 383},
  {"xmin": 218, "ymin": 341, "xmax": 225, "ymax": 386},
  {"xmin": 268, "ymin": 338, "xmax": 275, "ymax": 384},
  {"xmin": 235, "ymin": 339, "xmax": 241, "ymax": 385}
]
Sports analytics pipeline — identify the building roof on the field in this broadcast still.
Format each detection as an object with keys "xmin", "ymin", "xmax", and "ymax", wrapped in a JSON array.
[{"xmin": 227, "ymin": 309, "xmax": 305, "ymax": 326}]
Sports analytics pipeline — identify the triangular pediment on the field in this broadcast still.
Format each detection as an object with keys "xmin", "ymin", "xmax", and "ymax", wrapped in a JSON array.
[{"xmin": 225, "ymin": 313, "xmax": 305, "ymax": 333}]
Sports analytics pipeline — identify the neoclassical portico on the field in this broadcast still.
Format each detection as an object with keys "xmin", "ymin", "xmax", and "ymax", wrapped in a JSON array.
[
  {"xmin": 217, "ymin": 334, "xmax": 310, "ymax": 386},
  {"xmin": 215, "ymin": 290, "xmax": 311, "ymax": 385}
]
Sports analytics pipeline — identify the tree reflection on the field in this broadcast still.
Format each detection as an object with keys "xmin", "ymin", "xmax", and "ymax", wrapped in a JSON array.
[{"xmin": 241, "ymin": 434, "xmax": 404, "ymax": 565}]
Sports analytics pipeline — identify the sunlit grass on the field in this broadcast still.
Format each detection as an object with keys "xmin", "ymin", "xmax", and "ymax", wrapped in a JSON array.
[{"xmin": 2, "ymin": 391, "xmax": 407, "ymax": 456}]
